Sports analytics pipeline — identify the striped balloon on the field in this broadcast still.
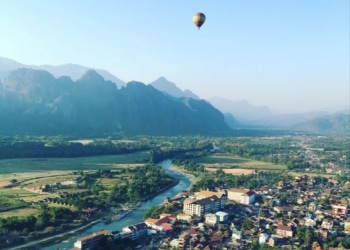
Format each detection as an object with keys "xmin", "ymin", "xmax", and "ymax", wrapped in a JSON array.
[{"xmin": 193, "ymin": 12, "xmax": 206, "ymax": 29}]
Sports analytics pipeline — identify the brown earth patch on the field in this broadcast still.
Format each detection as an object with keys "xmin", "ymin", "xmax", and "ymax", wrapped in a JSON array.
[{"xmin": 205, "ymin": 168, "xmax": 254, "ymax": 175}]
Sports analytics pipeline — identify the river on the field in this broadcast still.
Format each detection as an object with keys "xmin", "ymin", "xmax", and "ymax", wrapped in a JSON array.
[{"xmin": 41, "ymin": 159, "xmax": 193, "ymax": 250}]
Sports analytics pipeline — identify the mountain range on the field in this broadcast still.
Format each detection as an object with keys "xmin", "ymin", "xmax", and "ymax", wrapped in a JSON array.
[
  {"xmin": 0, "ymin": 68, "xmax": 231, "ymax": 136},
  {"xmin": 0, "ymin": 56, "xmax": 348, "ymax": 135},
  {"xmin": 0, "ymin": 56, "xmax": 125, "ymax": 88}
]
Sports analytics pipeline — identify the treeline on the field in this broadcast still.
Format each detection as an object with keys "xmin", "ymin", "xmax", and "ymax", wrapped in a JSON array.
[
  {"xmin": 0, "ymin": 205, "xmax": 75, "ymax": 236},
  {"xmin": 109, "ymin": 164, "xmax": 178, "ymax": 202},
  {"xmin": 0, "ymin": 140, "xmax": 150, "ymax": 159},
  {"xmin": 175, "ymin": 160, "xmax": 293, "ymax": 191},
  {"xmin": 150, "ymin": 141, "xmax": 213, "ymax": 163}
]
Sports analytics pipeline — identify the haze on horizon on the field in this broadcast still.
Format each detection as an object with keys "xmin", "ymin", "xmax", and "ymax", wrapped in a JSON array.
[{"xmin": 0, "ymin": 0, "xmax": 349, "ymax": 113}]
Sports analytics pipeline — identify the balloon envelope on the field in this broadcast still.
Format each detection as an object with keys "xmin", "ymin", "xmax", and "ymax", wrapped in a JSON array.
[{"xmin": 193, "ymin": 12, "xmax": 206, "ymax": 29}]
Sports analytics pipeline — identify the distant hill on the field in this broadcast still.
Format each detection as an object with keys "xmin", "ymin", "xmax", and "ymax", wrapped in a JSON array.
[
  {"xmin": 208, "ymin": 96, "xmax": 349, "ymax": 134},
  {"xmin": 150, "ymin": 77, "xmax": 199, "ymax": 99},
  {"xmin": 0, "ymin": 56, "xmax": 125, "ymax": 88},
  {"xmin": 0, "ymin": 68, "xmax": 232, "ymax": 136},
  {"xmin": 291, "ymin": 113, "xmax": 350, "ymax": 134},
  {"xmin": 209, "ymin": 97, "xmax": 273, "ymax": 124}
]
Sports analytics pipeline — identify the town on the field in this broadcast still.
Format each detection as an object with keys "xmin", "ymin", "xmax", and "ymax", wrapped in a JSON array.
[{"xmin": 74, "ymin": 176, "xmax": 350, "ymax": 250}]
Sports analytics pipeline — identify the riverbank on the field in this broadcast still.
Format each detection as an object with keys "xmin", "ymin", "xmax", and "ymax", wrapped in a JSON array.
[
  {"xmin": 168, "ymin": 164, "xmax": 196, "ymax": 183},
  {"xmin": 7, "ymin": 219, "xmax": 102, "ymax": 250},
  {"xmin": 141, "ymin": 178, "xmax": 180, "ymax": 202},
  {"xmin": 39, "ymin": 159, "xmax": 194, "ymax": 250}
]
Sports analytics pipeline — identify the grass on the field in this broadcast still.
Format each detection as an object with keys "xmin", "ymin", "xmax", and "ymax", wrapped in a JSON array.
[
  {"xmin": 195, "ymin": 153, "xmax": 287, "ymax": 170},
  {"xmin": 287, "ymin": 171, "xmax": 337, "ymax": 178},
  {"xmin": 0, "ymin": 151, "xmax": 151, "ymax": 217},
  {"xmin": 0, "ymin": 188, "xmax": 39, "ymax": 197},
  {"xmin": 0, "ymin": 151, "xmax": 150, "ymax": 174},
  {"xmin": 0, "ymin": 207, "xmax": 39, "ymax": 218}
]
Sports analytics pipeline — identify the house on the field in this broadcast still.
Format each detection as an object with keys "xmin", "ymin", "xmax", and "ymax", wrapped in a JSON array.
[
  {"xmin": 331, "ymin": 204, "xmax": 347, "ymax": 216},
  {"xmin": 259, "ymin": 233, "xmax": 270, "ymax": 245},
  {"xmin": 159, "ymin": 213, "xmax": 176, "ymax": 223},
  {"xmin": 227, "ymin": 188, "xmax": 255, "ymax": 205},
  {"xmin": 308, "ymin": 201, "xmax": 318, "ymax": 212},
  {"xmin": 276, "ymin": 225, "xmax": 293, "ymax": 237},
  {"xmin": 205, "ymin": 213, "xmax": 218, "ymax": 227},
  {"xmin": 145, "ymin": 213, "xmax": 176, "ymax": 233},
  {"xmin": 321, "ymin": 218, "xmax": 333, "ymax": 230},
  {"xmin": 231, "ymin": 229, "xmax": 242, "ymax": 240},
  {"xmin": 160, "ymin": 223, "xmax": 173, "ymax": 234},
  {"xmin": 344, "ymin": 218, "xmax": 350, "ymax": 234},
  {"xmin": 177, "ymin": 213, "xmax": 192, "ymax": 223},
  {"xmin": 74, "ymin": 230, "xmax": 112, "ymax": 249},
  {"xmin": 304, "ymin": 215, "xmax": 317, "ymax": 227}
]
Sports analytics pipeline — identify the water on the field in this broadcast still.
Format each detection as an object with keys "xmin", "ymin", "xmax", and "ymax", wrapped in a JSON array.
[{"xmin": 41, "ymin": 159, "xmax": 193, "ymax": 250}]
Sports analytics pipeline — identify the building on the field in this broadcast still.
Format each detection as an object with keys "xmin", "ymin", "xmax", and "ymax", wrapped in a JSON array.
[
  {"xmin": 176, "ymin": 213, "xmax": 192, "ymax": 223},
  {"xmin": 215, "ymin": 211, "xmax": 229, "ymax": 222},
  {"xmin": 276, "ymin": 225, "xmax": 293, "ymax": 237},
  {"xmin": 145, "ymin": 213, "xmax": 176, "ymax": 233},
  {"xmin": 309, "ymin": 201, "xmax": 318, "ymax": 212},
  {"xmin": 205, "ymin": 213, "xmax": 218, "ymax": 227},
  {"xmin": 331, "ymin": 205, "xmax": 347, "ymax": 217},
  {"xmin": 259, "ymin": 233, "xmax": 270, "ymax": 245},
  {"xmin": 121, "ymin": 222, "xmax": 148, "ymax": 240},
  {"xmin": 231, "ymin": 229, "xmax": 242, "ymax": 240},
  {"xmin": 195, "ymin": 190, "xmax": 227, "ymax": 207},
  {"xmin": 183, "ymin": 195, "xmax": 222, "ymax": 217},
  {"xmin": 74, "ymin": 230, "xmax": 112, "ymax": 249},
  {"xmin": 321, "ymin": 218, "xmax": 333, "ymax": 230},
  {"xmin": 344, "ymin": 218, "xmax": 350, "ymax": 234},
  {"xmin": 227, "ymin": 188, "xmax": 255, "ymax": 205}
]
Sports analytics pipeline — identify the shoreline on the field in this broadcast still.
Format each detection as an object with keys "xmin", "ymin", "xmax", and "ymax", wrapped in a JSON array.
[
  {"xmin": 7, "ymin": 219, "xmax": 102, "ymax": 250},
  {"xmin": 168, "ymin": 164, "xmax": 196, "ymax": 183}
]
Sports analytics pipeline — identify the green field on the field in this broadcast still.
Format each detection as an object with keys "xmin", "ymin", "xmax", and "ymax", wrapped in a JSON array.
[
  {"xmin": 194, "ymin": 153, "xmax": 287, "ymax": 170},
  {"xmin": 0, "ymin": 151, "xmax": 150, "ymax": 174},
  {"xmin": 0, "ymin": 151, "xmax": 151, "ymax": 217},
  {"xmin": 0, "ymin": 207, "xmax": 39, "ymax": 218},
  {"xmin": 0, "ymin": 151, "xmax": 150, "ymax": 186}
]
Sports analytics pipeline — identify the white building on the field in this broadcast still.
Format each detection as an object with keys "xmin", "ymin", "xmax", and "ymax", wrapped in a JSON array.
[
  {"xmin": 215, "ymin": 211, "xmax": 229, "ymax": 222},
  {"xmin": 227, "ymin": 188, "xmax": 255, "ymax": 205},
  {"xmin": 183, "ymin": 192, "xmax": 226, "ymax": 217},
  {"xmin": 205, "ymin": 213, "xmax": 218, "ymax": 226},
  {"xmin": 259, "ymin": 233, "xmax": 270, "ymax": 245}
]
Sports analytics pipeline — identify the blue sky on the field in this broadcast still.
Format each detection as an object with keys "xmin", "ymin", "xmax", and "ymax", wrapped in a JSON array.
[{"xmin": 0, "ymin": 0, "xmax": 349, "ymax": 113}]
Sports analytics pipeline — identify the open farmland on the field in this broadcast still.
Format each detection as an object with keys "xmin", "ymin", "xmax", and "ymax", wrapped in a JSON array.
[
  {"xmin": 0, "ymin": 151, "xmax": 150, "ymax": 174},
  {"xmin": 0, "ymin": 207, "xmax": 39, "ymax": 218},
  {"xmin": 195, "ymin": 153, "xmax": 287, "ymax": 171},
  {"xmin": 0, "ymin": 151, "xmax": 150, "ymax": 217}
]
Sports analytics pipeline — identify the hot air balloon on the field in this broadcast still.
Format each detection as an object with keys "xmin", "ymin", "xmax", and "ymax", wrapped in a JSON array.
[{"xmin": 193, "ymin": 12, "xmax": 206, "ymax": 29}]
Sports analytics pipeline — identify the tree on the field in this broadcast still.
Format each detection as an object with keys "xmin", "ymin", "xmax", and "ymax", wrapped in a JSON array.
[{"xmin": 242, "ymin": 218, "xmax": 254, "ymax": 230}]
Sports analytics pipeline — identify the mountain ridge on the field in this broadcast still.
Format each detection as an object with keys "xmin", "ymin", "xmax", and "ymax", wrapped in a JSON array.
[
  {"xmin": 0, "ymin": 68, "xmax": 232, "ymax": 136},
  {"xmin": 0, "ymin": 56, "xmax": 125, "ymax": 88},
  {"xmin": 1, "ymin": 56, "xmax": 348, "ymax": 134}
]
